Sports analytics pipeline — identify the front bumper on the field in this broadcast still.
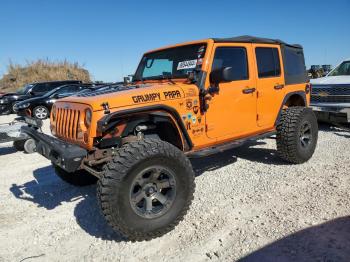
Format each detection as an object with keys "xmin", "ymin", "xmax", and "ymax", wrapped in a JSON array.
[
  {"xmin": 310, "ymin": 102, "xmax": 350, "ymax": 123},
  {"xmin": 21, "ymin": 125, "xmax": 87, "ymax": 172}
]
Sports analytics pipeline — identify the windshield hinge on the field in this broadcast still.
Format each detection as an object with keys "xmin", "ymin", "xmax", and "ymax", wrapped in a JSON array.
[{"xmin": 101, "ymin": 102, "xmax": 110, "ymax": 114}]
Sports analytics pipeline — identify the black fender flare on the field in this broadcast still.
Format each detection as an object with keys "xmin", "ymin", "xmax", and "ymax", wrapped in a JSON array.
[
  {"xmin": 97, "ymin": 105, "xmax": 193, "ymax": 149},
  {"xmin": 275, "ymin": 91, "xmax": 307, "ymax": 126}
]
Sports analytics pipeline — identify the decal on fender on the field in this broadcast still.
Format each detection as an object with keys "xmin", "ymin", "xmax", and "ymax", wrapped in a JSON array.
[
  {"xmin": 186, "ymin": 99, "xmax": 193, "ymax": 110},
  {"xmin": 132, "ymin": 90, "xmax": 182, "ymax": 103},
  {"xmin": 132, "ymin": 93, "xmax": 160, "ymax": 103}
]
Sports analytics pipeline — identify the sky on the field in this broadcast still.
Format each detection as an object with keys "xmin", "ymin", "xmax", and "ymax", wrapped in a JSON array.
[{"xmin": 0, "ymin": 0, "xmax": 349, "ymax": 82}]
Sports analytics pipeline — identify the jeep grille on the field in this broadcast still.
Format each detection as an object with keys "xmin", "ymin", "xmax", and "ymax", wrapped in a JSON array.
[{"xmin": 55, "ymin": 108, "xmax": 81, "ymax": 139}]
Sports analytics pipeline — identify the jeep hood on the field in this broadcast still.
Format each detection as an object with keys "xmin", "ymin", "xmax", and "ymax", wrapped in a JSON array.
[
  {"xmin": 57, "ymin": 83, "xmax": 188, "ymax": 111},
  {"xmin": 311, "ymin": 76, "xmax": 350, "ymax": 85}
]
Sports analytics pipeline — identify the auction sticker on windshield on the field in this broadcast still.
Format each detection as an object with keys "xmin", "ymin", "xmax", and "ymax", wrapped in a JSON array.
[{"xmin": 177, "ymin": 59, "xmax": 197, "ymax": 70}]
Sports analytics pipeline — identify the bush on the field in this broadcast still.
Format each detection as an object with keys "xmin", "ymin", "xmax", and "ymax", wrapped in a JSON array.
[{"xmin": 0, "ymin": 59, "xmax": 91, "ymax": 92}]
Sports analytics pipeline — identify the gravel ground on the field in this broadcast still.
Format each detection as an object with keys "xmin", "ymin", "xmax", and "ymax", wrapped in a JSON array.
[{"xmin": 0, "ymin": 114, "xmax": 349, "ymax": 262}]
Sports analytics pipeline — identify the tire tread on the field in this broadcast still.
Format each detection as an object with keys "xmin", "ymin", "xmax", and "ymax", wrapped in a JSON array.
[{"xmin": 97, "ymin": 138, "xmax": 195, "ymax": 241}]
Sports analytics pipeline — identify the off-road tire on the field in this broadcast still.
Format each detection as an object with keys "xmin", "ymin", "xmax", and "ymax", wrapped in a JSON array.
[
  {"xmin": 13, "ymin": 139, "xmax": 26, "ymax": 151},
  {"xmin": 97, "ymin": 138, "xmax": 195, "ymax": 241},
  {"xmin": 53, "ymin": 164, "xmax": 98, "ymax": 186},
  {"xmin": 33, "ymin": 106, "xmax": 49, "ymax": 120},
  {"xmin": 276, "ymin": 106, "xmax": 318, "ymax": 164}
]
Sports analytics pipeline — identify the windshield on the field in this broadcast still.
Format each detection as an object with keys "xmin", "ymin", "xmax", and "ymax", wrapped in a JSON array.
[
  {"xmin": 134, "ymin": 44, "xmax": 207, "ymax": 81},
  {"xmin": 45, "ymin": 87, "xmax": 62, "ymax": 97},
  {"xmin": 328, "ymin": 61, "xmax": 350, "ymax": 76},
  {"xmin": 17, "ymin": 84, "xmax": 34, "ymax": 94}
]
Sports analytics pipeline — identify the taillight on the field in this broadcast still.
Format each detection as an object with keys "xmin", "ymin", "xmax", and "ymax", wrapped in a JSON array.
[{"xmin": 305, "ymin": 83, "xmax": 311, "ymax": 94}]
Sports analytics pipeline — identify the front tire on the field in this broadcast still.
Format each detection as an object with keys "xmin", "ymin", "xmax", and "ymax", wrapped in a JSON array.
[
  {"xmin": 98, "ymin": 138, "xmax": 195, "ymax": 241},
  {"xmin": 53, "ymin": 164, "xmax": 98, "ymax": 186},
  {"xmin": 276, "ymin": 107, "xmax": 318, "ymax": 164},
  {"xmin": 33, "ymin": 106, "xmax": 49, "ymax": 120}
]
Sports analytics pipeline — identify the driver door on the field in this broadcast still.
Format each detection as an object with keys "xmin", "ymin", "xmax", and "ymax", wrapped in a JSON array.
[{"xmin": 205, "ymin": 43, "xmax": 257, "ymax": 140}]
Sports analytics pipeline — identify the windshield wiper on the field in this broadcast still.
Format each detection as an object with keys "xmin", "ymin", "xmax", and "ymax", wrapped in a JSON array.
[
  {"xmin": 139, "ymin": 75, "xmax": 176, "ymax": 83},
  {"xmin": 160, "ymin": 74, "xmax": 175, "ymax": 84}
]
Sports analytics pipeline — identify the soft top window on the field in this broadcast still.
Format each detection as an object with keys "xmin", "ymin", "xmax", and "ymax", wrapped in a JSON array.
[{"xmin": 282, "ymin": 45, "xmax": 307, "ymax": 84}]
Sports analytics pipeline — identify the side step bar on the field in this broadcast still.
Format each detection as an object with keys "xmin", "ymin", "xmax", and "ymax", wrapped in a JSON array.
[{"xmin": 187, "ymin": 131, "xmax": 276, "ymax": 158}]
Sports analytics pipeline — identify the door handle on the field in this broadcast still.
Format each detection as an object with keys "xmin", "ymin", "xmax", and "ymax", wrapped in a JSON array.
[
  {"xmin": 274, "ymin": 84, "xmax": 284, "ymax": 90},
  {"xmin": 242, "ymin": 87, "xmax": 256, "ymax": 94}
]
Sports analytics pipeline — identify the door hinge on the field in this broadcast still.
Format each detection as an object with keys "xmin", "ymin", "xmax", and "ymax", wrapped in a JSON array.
[
  {"xmin": 206, "ymin": 124, "xmax": 214, "ymax": 131},
  {"xmin": 256, "ymin": 114, "xmax": 259, "ymax": 121}
]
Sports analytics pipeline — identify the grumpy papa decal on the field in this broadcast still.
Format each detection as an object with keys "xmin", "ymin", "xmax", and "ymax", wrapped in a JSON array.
[
  {"xmin": 132, "ymin": 93, "xmax": 160, "ymax": 103},
  {"xmin": 132, "ymin": 90, "xmax": 182, "ymax": 103}
]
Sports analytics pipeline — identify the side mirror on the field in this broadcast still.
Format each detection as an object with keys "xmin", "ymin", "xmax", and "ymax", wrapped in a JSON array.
[
  {"xmin": 123, "ymin": 76, "xmax": 131, "ymax": 85},
  {"xmin": 210, "ymin": 67, "xmax": 235, "ymax": 85}
]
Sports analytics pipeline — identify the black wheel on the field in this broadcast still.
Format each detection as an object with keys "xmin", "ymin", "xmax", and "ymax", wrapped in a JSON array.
[
  {"xmin": 276, "ymin": 106, "xmax": 318, "ymax": 164},
  {"xmin": 23, "ymin": 138, "xmax": 36, "ymax": 154},
  {"xmin": 53, "ymin": 164, "xmax": 98, "ymax": 186},
  {"xmin": 33, "ymin": 106, "xmax": 49, "ymax": 120},
  {"xmin": 98, "ymin": 138, "xmax": 195, "ymax": 241},
  {"xmin": 13, "ymin": 139, "xmax": 26, "ymax": 151}
]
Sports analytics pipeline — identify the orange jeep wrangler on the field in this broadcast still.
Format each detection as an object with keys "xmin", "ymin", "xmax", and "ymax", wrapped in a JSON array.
[{"xmin": 23, "ymin": 35, "xmax": 318, "ymax": 241}]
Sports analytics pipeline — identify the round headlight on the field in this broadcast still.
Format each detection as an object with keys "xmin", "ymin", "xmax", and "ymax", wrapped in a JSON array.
[{"xmin": 84, "ymin": 108, "xmax": 92, "ymax": 128}]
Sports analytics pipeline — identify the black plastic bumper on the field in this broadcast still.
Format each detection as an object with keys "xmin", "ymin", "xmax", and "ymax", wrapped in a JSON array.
[{"xmin": 21, "ymin": 126, "xmax": 87, "ymax": 173}]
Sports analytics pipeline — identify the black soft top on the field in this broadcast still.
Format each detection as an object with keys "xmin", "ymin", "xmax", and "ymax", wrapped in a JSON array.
[{"xmin": 212, "ymin": 35, "xmax": 302, "ymax": 49}]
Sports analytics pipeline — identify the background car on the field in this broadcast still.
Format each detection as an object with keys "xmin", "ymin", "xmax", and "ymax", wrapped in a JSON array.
[
  {"xmin": 310, "ymin": 59, "xmax": 350, "ymax": 123},
  {"xmin": 0, "ymin": 80, "xmax": 81, "ymax": 115},
  {"xmin": 14, "ymin": 83, "xmax": 101, "ymax": 119}
]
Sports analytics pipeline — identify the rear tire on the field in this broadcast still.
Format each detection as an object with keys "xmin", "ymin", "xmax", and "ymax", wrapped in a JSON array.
[
  {"xmin": 97, "ymin": 138, "xmax": 195, "ymax": 241},
  {"xmin": 53, "ymin": 164, "xmax": 98, "ymax": 186},
  {"xmin": 276, "ymin": 107, "xmax": 318, "ymax": 164}
]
